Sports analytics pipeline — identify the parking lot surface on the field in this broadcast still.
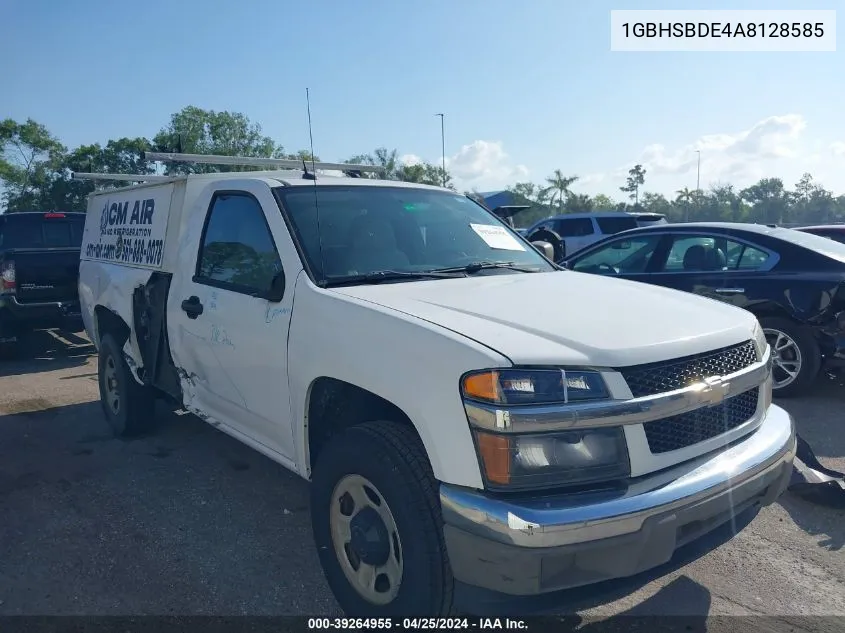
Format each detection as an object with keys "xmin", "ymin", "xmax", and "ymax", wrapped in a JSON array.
[{"xmin": 0, "ymin": 330, "xmax": 843, "ymax": 621}]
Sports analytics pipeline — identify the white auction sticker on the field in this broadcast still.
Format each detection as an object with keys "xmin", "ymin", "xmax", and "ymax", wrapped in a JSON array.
[
  {"xmin": 470, "ymin": 224, "xmax": 526, "ymax": 251},
  {"xmin": 610, "ymin": 10, "xmax": 836, "ymax": 52}
]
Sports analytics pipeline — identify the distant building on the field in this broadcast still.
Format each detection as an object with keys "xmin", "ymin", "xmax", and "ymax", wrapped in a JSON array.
[{"xmin": 478, "ymin": 190, "xmax": 517, "ymax": 210}]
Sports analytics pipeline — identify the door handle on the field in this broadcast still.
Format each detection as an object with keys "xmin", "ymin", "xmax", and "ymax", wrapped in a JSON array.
[
  {"xmin": 181, "ymin": 296, "xmax": 204, "ymax": 319},
  {"xmin": 715, "ymin": 288, "xmax": 744, "ymax": 294}
]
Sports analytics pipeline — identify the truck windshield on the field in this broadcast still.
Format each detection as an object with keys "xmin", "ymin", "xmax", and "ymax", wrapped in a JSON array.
[{"xmin": 275, "ymin": 186, "xmax": 555, "ymax": 284}]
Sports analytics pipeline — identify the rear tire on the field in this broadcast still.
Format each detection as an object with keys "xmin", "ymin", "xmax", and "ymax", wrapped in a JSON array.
[
  {"xmin": 760, "ymin": 316, "xmax": 821, "ymax": 398},
  {"xmin": 310, "ymin": 421, "xmax": 455, "ymax": 617},
  {"xmin": 97, "ymin": 333, "xmax": 156, "ymax": 436}
]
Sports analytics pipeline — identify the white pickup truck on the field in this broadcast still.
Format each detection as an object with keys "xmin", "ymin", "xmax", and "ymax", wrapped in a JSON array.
[{"xmin": 77, "ymin": 153, "xmax": 796, "ymax": 617}]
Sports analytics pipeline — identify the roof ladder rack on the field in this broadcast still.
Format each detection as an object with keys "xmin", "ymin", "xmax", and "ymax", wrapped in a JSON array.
[
  {"xmin": 141, "ymin": 151, "xmax": 384, "ymax": 176},
  {"xmin": 71, "ymin": 172, "xmax": 179, "ymax": 183}
]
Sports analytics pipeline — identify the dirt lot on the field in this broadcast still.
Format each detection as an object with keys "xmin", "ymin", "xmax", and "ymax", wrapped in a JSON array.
[{"xmin": 0, "ymin": 330, "xmax": 843, "ymax": 621}]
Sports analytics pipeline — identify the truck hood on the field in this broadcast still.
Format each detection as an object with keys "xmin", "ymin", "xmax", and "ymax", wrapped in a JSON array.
[{"xmin": 331, "ymin": 271, "xmax": 757, "ymax": 368}]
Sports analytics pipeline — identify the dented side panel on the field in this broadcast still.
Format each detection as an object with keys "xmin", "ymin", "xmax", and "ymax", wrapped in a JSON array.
[{"xmin": 79, "ymin": 258, "xmax": 153, "ymax": 374}]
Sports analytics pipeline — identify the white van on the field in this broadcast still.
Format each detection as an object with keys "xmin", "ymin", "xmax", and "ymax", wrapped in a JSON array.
[{"xmin": 524, "ymin": 212, "xmax": 640, "ymax": 256}]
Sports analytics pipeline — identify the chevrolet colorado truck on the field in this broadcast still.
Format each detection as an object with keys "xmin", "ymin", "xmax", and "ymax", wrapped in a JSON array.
[
  {"xmin": 77, "ymin": 153, "xmax": 796, "ymax": 617},
  {"xmin": 0, "ymin": 211, "xmax": 86, "ymax": 350}
]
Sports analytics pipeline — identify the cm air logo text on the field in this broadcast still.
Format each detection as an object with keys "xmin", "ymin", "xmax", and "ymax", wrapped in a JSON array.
[{"xmin": 100, "ymin": 198, "xmax": 157, "ymax": 236}]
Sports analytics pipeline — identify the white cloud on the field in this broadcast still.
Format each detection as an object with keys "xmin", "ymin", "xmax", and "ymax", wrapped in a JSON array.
[
  {"xmin": 577, "ymin": 173, "xmax": 606, "ymax": 186},
  {"xmin": 576, "ymin": 114, "xmax": 845, "ymax": 198},
  {"xmin": 409, "ymin": 140, "xmax": 528, "ymax": 191},
  {"xmin": 400, "ymin": 153, "xmax": 423, "ymax": 166},
  {"xmin": 638, "ymin": 114, "xmax": 806, "ymax": 179}
]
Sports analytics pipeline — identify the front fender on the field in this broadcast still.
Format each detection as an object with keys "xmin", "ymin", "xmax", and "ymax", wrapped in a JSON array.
[{"xmin": 288, "ymin": 277, "xmax": 509, "ymax": 489}]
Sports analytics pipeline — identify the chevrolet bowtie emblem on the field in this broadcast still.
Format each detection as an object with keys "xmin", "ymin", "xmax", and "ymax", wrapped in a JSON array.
[{"xmin": 698, "ymin": 376, "xmax": 730, "ymax": 407}]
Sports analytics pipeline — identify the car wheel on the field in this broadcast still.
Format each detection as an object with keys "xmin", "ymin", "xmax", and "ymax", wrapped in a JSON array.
[
  {"xmin": 98, "ymin": 333, "xmax": 156, "ymax": 436},
  {"xmin": 759, "ymin": 316, "xmax": 821, "ymax": 398},
  {"xmin": 310, "ymin": 421, "xmax": 455, "ymax": 616}
]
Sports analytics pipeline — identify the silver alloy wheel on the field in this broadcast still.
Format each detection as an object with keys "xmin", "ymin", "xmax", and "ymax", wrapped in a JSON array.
[
  {"xmin": 329, "ymin": 474, "xmax": 403, "ymax": 605},
  {"xmin": 763, "ymin": 327, "xmax": 803, "ymax": 390},
  {"xmin": 104, "ymin": 355, "xmax": 120, "ymax": 414}
]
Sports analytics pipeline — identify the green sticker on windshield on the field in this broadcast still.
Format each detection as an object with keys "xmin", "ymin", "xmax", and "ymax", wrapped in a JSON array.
[{"xmin": 403, "ymin": 204, "xmax": 418, "ymax": 212}]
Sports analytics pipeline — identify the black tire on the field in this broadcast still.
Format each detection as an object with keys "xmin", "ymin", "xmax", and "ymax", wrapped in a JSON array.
[
  {"xmin": 97, "ymin": 333, "xmax": 156, "ymax": 436},
  {"xmin": 311, "ymin": 421, "xmax": 454, "ymax": 617},
  {"xmin": 528, "ymin": 228, "xmax": 565, "ymax": 262},
  {"xmin": 759, "ymin": 316, "xmax": 821, "ymax": 398}
]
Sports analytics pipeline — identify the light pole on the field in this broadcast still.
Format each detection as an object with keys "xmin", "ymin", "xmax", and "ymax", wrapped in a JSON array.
[
  {"xmin": 435, "ymin": 113, "xmax": 446, "ymax": 187},
  {"xmin": 695, "ymin": 150, "xmax": 701, "ymax": 192}
]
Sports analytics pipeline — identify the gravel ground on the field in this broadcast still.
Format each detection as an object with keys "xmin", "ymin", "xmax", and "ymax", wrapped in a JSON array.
[{"xmin": 0, "ymin": 329, "xmax": 843, "ymax": 624}]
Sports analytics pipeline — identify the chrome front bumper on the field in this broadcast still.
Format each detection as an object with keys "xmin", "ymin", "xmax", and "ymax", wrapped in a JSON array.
[{"xmin": 440, "ymin": 403, "xmax": 796, "ymax": 596}]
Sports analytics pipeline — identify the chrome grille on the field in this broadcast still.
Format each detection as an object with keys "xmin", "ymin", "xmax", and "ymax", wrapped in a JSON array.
[
  {"xmin": 643, "ymin": 387, "xmax": 759, "ymax": 454},
  {"xmin": 619, "ymin": 340, "xmax": 758, "ymax": 398}
]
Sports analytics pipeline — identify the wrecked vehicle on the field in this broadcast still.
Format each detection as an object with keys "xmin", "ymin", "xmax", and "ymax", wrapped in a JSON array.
[
  {"xmin": 77, "ymin": 152, "xmax": 796, "ymax": 616},
  {"xmin": 560, "ymin": 222, "xmax": 845, "ymax": 396}
]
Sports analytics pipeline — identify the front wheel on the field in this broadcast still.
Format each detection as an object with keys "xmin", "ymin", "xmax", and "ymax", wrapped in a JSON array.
[
  {"xmin": 310, "ymin": 421, "xmax": 455, "ymax": 616},
  {"xmin": 760, "ymin": 316, "xmax": 821, "ymax": 398}
]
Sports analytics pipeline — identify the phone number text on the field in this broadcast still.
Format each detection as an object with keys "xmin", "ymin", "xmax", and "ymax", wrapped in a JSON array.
[{"xmin": 85, "ymin": 238, "xmax": 164, "ymax": 267}]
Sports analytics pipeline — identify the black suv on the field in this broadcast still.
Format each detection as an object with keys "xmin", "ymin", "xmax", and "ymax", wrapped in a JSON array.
[{"xmin": 0, "ymin": 212, "xmax": 87, "ymax": 349}]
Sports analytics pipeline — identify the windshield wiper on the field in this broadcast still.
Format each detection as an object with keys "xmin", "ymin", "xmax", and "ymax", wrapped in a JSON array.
[
  {"xmin": 427, "ymin": 261, "xmax": 542, "ymax": 274},
  {"xmin": 321, "ymin": 269, "xmax": 467, "ymax": 287}
]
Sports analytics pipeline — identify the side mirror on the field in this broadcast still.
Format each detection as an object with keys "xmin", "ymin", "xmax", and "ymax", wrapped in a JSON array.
[
  {"xmin": 531, "ymin": 240, "xmax": 555, "ymax": 259},
  {"xmin": 263, "ymin": 271, "xmax": 286, "ymax": 303}
]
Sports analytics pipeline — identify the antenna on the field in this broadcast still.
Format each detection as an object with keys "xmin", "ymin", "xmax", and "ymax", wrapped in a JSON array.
[
  {"xmin": 306, "ymin": 88, "xmax": 318, "ymax": 179},
  {"xmin": 306, "ymin": 88, "xmax": 328, "ymax": 285}
]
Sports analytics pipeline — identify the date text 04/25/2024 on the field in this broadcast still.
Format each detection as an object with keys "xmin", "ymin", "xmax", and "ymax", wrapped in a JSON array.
[{"xmin": 307, "ymin": 618, "xmax": 527, "ymax": 630}]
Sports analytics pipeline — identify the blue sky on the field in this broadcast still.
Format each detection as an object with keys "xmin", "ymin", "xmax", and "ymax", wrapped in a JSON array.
[{"xmin": 2, "ymin": 0, "xmax": 843, "ymax": 199}]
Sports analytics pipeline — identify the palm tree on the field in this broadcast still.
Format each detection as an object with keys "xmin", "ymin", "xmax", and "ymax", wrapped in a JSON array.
[
  {"xmin": 542, "ymin": 170, "xmax": 579, "ymax": 213},
  {"xmin": 675, "ymin": 187, "xmax": 694, "ymax": 222}
]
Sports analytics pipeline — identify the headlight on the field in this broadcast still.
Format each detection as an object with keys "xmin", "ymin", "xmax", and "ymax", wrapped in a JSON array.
[
  {"xmin": 461, "ymin": 368, "xmax": 609, "ymax": 405},
  {"xmin": 462, "ymin": 368, "xmax": 629, "ymax": 491},
  {"xmin": 473, "ymin": 427, "xmax": 630, "ymax": 491},
  {"xmin": 752, "ymin": 320, "xmax": 768, "ymax": 359}
]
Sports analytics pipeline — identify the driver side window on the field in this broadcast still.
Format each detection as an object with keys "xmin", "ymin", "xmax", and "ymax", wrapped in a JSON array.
[
  {"xmin": 571, "ymin": 235, "xmax": 662, "ymax": 274},
  {"xmin": 196, "ymin": 192, "xmax": 283, "ymax": 295}
]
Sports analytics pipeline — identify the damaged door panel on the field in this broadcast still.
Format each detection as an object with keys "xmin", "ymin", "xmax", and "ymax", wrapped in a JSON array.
[{"xmin": 131, "ymin": 271, "xmax": 182, "ymax": 402}]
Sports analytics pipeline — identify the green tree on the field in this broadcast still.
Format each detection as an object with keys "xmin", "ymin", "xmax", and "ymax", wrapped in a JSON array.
[
  {"xmin": 508, "ymin": 181, "xmax": 538, "ymax": 202},
  {"xmin": 620, "ymin": 164, "xmax": 646, "ymax": 204},
  {"xmin": 0, "ymin": 118, "xmax": 67, "ymax": 211},
  {"xmin": 152, "ymin": 106, "xmax": 281, "ymax": 174},
  {"xmin": 47, "ymin": 137, "xmax": 157, "ymax": 211},
  {"xmin": 640, "ymin": 192, "xmax": 675, "ymax": 219},
  {"xmin": 563, "ymin": 193, "xmax": 593, "ymax": 212},
  {"xmin": 675, "ymin": 186, "xmax": 695, "ymax": 221},
  {"xmin": 591, "ymin": 193, "xmax": 616, "ymax": 210},
  {"xmin": 344, "ymin": 147, "xmax": 401, "ymax": 180},
  {"xmin": 741, "ymin": 178, "xmax": 789, "ymax": 224},
  {"xmin": 397, "ymin": 162, "xmax": 453, "ymax": 188},
  {"xmin": 542, "ymin": 169, "xmax": 579, "ymax": 213}
]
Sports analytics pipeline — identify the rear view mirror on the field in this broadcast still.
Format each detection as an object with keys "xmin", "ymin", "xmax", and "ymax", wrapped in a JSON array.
[
  {"xmin": 263, "ymin": 271, "xmax": 286, "ymax": 303},
  {"xmin": 531, "ymin": 240, "xmax": 555, "ymax": 259},
  {"xmin": 612, "ymin": 241, "xmax": 631, "ymax": 250}
]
